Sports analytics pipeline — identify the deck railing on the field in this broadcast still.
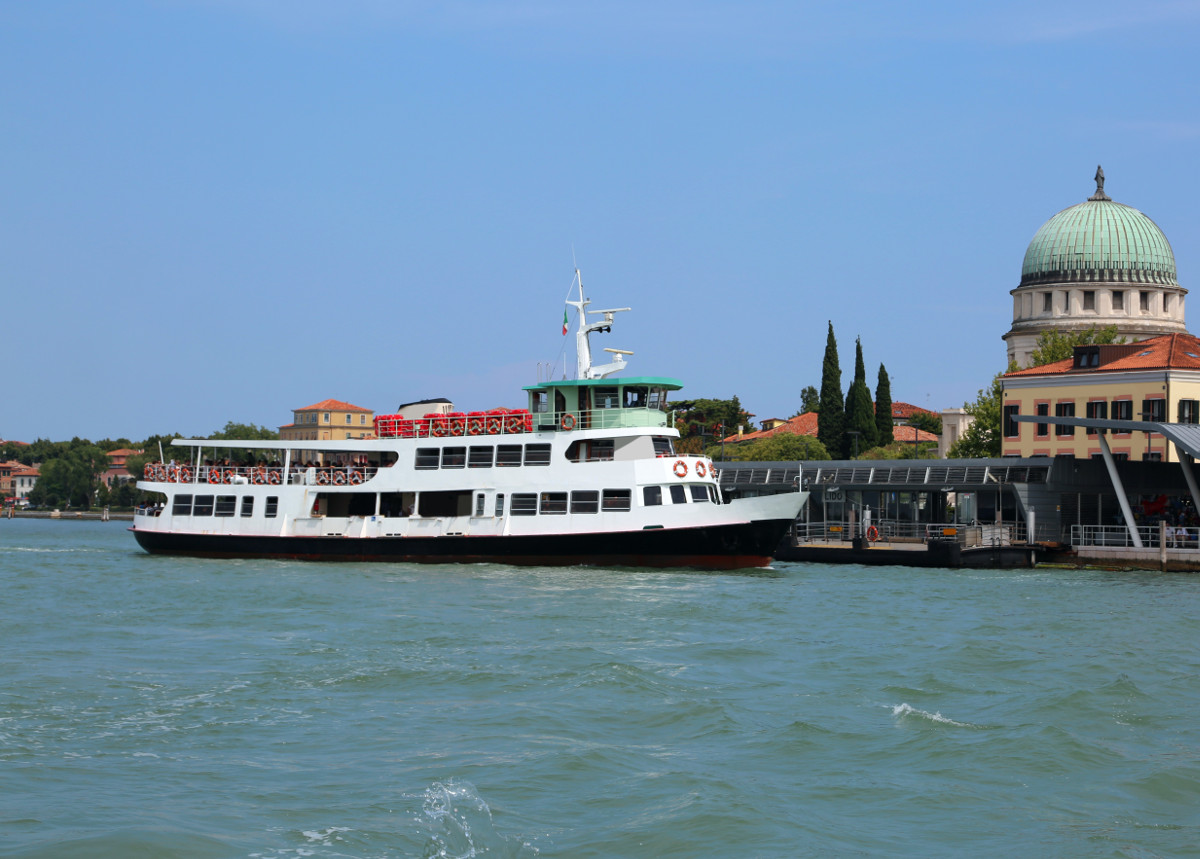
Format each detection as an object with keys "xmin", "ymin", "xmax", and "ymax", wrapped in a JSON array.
[{"xmin": 141, "ymin": 464, "xmax": 379, "ymax": 487}]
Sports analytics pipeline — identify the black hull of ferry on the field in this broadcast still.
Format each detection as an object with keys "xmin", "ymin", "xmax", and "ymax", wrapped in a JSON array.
[{"xmin": 132, "ymin": 518, "xmax": 794, "ymax": 570}]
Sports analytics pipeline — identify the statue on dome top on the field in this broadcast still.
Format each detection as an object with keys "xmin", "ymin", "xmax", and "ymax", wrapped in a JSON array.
[{"xmin": 1089, "ymin": 164, "xmax": 1111, "ymax": 201}]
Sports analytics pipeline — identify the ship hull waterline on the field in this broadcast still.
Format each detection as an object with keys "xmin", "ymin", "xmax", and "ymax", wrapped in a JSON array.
[{"xmin": 131, "ymin": 517, "xmax": 796, "ymax": 570}]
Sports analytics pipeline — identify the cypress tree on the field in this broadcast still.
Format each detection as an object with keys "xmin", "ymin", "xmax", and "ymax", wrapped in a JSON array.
[
  {"xmin": 817, "ymin": 322, "xmax": 845, "ymax": 459},
  {"xmin": 875, "ymin": 363, "xmax": 894, "ymax": 446},
  {"xmin": 844, "ymin": 337, "xmax": 878, "ymax": 456}
]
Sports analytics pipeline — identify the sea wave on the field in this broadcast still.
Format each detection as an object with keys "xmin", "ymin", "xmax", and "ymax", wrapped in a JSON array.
[{"xmin": 890, "ymin": 702, "xmax": 976, "ymax": 728}]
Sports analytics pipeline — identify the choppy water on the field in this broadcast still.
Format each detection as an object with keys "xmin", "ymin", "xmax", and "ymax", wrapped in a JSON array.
[{"xmin": 2, "ymin": 519, "xmax": 1199, "ymax": 857}]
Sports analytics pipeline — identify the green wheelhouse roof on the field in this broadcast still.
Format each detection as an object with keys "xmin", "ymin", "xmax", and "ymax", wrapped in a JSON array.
[{"xmin": 523, "ymin": 376, "xmax": 683, "ymax": 392}]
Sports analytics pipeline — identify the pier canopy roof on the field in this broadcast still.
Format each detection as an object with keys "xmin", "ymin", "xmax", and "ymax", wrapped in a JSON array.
[
  {"xmin": 1021, "ymin": 197, "xmax": 1177, "ymax": 288},
  {"xmin": 1014, "ymin": 415, "xmax": 1200, "ymax": 460}
]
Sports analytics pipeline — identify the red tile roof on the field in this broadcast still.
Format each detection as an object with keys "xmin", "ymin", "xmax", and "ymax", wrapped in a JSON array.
[
  {"xmin": 891, "ymin": 425, "xmax": 939, "ymax": 443},
  {"xmin": 1006, "ymin": 332, "xmax": 1200, "ymax": 378},
  {"xmin": 723, "ymin": 412, "xmax": 818, "ymax": 443},
  {"xmin": 296, "ymin": 399, "xmax": 372, "ymax": 413},
  {"xmin": 891, "ymin": 401, "xmax": 936, "ymax": 419}
]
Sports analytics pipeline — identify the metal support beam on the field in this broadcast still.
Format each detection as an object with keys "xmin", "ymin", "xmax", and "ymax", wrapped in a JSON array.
[
  {"xmin": 1178, "ymin": 451, "xmax": 1200, "ymax": 515},
  {"xmin": 1097, "ymin": 432, "xmax": 1142, "ymax": 548}
]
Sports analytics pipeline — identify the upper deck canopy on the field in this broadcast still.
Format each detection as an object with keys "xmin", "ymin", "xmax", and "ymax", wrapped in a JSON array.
[{"xmin": 523, "ymin": 375, "xmax": 683, "ymax": 392}]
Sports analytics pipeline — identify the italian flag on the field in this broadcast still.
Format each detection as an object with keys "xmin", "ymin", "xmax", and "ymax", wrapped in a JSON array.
[{"xmin": 562, "ymin": 308, "xmax": 569, "ymax": 335}]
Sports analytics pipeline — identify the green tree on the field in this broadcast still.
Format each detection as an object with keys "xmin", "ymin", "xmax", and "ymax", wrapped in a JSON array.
[
  {"xmin": 674, "ymin": 397, "xmax": 752, "ymax": 454},
  {"xmin": 729, "ymin": 433, "xmax": 829, "ymax": 462},
  {"xmin": 874, "ymin": 364, "xmax": 893, "ymax": 444},
  {"xmin": 799, "ymin": 385, "xmax": 820, "ymax": 415},
  {"xmin": 907, "ymin": 410, "xmax": 942, "ymax": 435},
  {"xmin": 1028, "ymin": 324, "xmax": 1124, "ymax": 367},
  {"xmin": 947, "ymin": 372, "xmax": 1005, "ymax": 458},
  {"xmin": 817, "ymin": 322, "xmax": 845, "ymax": 459},
  {"xmin": 209, "ymin": 421, "xmax": 279, "ymax": 441},
  {"xmin": 844, "ymin": 337, "xmax": 877, "ymax": 456},
  {"xmin": 27, "ymin": 443, "xmax": 110, "ymax": 508}
]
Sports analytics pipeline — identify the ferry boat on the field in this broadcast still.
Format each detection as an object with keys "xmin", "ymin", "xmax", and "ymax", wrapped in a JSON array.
[{"xmin": 132, "ymin": 275, "xmax": 808, "ymax": 568}]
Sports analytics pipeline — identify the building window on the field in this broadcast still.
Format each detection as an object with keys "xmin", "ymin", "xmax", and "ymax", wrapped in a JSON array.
[
  {"xmin": 345, "ymin": 414, "xmax": 352, "ymax": 424},
  {"xmin": 1140, "ymin": 291, "xmax": 1152, "ymax": 312},
  {"xmin": 361, "ymin": 415, "xmax": 367, "ymax": 425},
  {"xmin": 1083, "ymin": 290, "xmax": 1095, "ymax": 311},
  {"xmin": 323, "ymin": 412, "xmax": 330, "ymax": 423},
  {"xmin": 1112, "ymin": 290, "xmax": 1124, "ymax": 311},
  {"xmin": 1003, "ymin": 405, "xmax": 1020, "ymax": 438},
  {"xmin": 1042, "ymin": 292, "xmax": 1053, "ymax": 313},
  {"xmin": 1036, "ymin": 403, "xmax": 1049, "ymax": 437},
  {"xmin": 1055, "ymin": 402, "xmax": 1075, "ymax": 436},
  {"xmin": 1112, "ymin": 400, "xmax": 1133, "ymax": 421},
  {"xmin": 1142, "ymin": 399, "xmax": 1166, "ymax": 422},
  {"xmin": 1180, "ymin": 400, "xmax": 1200, "ymax": 424},
  {"xmin": 1085, "ymin": 401, "xmax": 1107, "ymax": 435}
]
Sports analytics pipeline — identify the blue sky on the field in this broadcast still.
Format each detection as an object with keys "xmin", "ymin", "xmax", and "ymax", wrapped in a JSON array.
[{"xmin": 4, "ymin": 0, "xmax": 1199, "ymax": 441}]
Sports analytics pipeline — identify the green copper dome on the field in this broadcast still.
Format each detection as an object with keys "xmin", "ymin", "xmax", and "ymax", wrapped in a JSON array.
[{"xmin": 1020, "ymin": 170, "xmax": 1177, "ymax": 287}]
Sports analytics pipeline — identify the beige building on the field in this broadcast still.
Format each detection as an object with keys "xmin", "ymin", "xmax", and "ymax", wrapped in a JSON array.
[
  {"xmin": 1002, "ymin": 333, "xmax": 1200, "ymax": 462},
  {"xmin": 279, "ymin": 399, "xmax": 375, "ymax": 442}
]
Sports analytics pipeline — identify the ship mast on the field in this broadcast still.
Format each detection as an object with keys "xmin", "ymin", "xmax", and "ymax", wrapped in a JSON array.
[{"xmin": 565, "ymin": 269, "xmax": 632, "ymax": 380}]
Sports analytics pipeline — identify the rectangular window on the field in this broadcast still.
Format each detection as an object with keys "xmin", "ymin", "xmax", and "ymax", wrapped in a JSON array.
[
  {"xmin": 1179, "ymin": 400, "xmax": 1200, "ymax": 424},
  {"xmin": 652, "ymin": 437, "xmax": 674, "ymax": 457},
  {"xmin": 345, "ymin": 414, "xmax": 352, "ymax": 424},
  {"xmin": 497, "ymin": 445, "xmax": 523, "ymax": 467},
  {"xmin": 495, "ymin": 493, "xmax": 505, "ymax": 516},
  {"xmin": 415, "ymin": 448, "xmax": 440, "ymax": 470},
  {"xmin": 1003, "ymin": 404, "xmax": 1020, "ymax": 438},
  {"xmin": 624, "ymin": 386, "xmax": 648, "ymax": 408},
  {"xmin": 643, "ymin": 485, "xmax": 663, "ymax": 507},
  {"xmin": 1058, "ymin": 401, "xmax": 1079, "ymax": 426},
  {"xmin": 361, "ymin": 415, "xmax": 366, "ymax": 425},
  {"xmin": 324, "ymin": 412, "xmax": 330, "ymax": 423},
  {"xmin": 1083, "ymin": 290, "xmax": 1095, "ymax": 311},
  {"xmin": 539, "ymin": 492, "xmax": 568, "ymax": 514},
  {"xmin": 670, "ymin": 484, "xmax": 687, "ymax": 504},
  {"xmin": 215, "ymin": 495, "xmax": 237, "ymax": 517},
  {"xmin": 241, "ymin": 496, "xmax": 254, "ymax": 517},
  {"xmin": 1112, "ymin": 290, "xmax": 1124, "ymax": 311},
  {"xmin": 172, "ymin": 494, "xmax": 193, "ymax": 516},
  {"xmin": 511, "ymin": 493, "xmax": 538, "ymax": 515},
  {"xmin": 689, "ymin": 485, "xmax": 710, "ymax": 503},
  {"xmin": 468, "ymin": 446, "xmax": 494, "ymax": 468},
  {"xmin": 1142, "ymin": 399, "xmax": 1166, "ymax": 422},
  {"xmin": 265, "ymin": 496, "xmax": 278, "ymax": 517},
  {"xmin": 593, "ymin": 386, "xmax": 619, "ymax": 409},
  {"xmin": 193, "ymin": 495, "xmax": 215, "ymax": 516},
  {"xmin": 647, "ymin": 388, "xmax": 668, "ymax": 411},
  {"xmin": 602, "ymin": 489, "xmax": 632, "ymax": 512},
  {"xmin": 1112, "ymin": 400, "xmax": 1133, "ymax": 421},
  {"xmin": 530, "ymin": 390, "xmax": 549, "ymax": 413},
  {"xmin": 1036, "ymin": 402, "xmax": 1049, "ymax": 437},
  {"xmin": 1146, "ymin": 452, "xmax": 1163, "ymax": 462},
  {"xmin": 1141, "ymin": 291, "xmax": 1151, "ymax": 312},
  {"xmin": 570, "ymin": 490, "xmax": 599, "ymax": 513},
  {"xmin": 586, "ymin": 439, "xmax": 615, "ymax": 461},
  {"xmin": 1042, "ymin": 292, "xmax": 1053, "ymax": 313},
  {"xmin": 524, "ymin": 444, "xmax": 551, "ymax": 466},
  {"xmin": 441, "ymin": 447, "xmax": 466, "ymax": 469},
  {"xmin": 475, "ymin": 493, "xmax": 485, "ymax": 517},
  {"xmin": 1085, "ymin": 400, "xmax": 1107, "ymax": 435}
]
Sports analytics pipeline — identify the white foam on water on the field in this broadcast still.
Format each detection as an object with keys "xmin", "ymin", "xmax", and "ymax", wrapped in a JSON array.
[{"xmin": 891, "ymin": 702, "xmax": 973, "ymax": 727}]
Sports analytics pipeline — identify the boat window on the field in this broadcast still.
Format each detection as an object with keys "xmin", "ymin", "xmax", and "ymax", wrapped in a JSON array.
[
  {"xmin": 497, "ymin": 445, "xmax": 523, "ymax": 467},
  {"xmin": 525, "ymin": 444, "xmax": 551, "ymax": 466},
  {"xmin": 215, "ymin": 495, "xmax": 237, "ymax": 517},
  {"xmin": 442, "ymin": 447, "xmax": 466, "ymax": 469},
  {"xmin": 624, "ymin": 386, "xmax": 648, "ymax": 408},
  {"xmin": 670, "ymin": 485, "xmax": 687, "ymax": 504},
  {"xmin": 241, "ymin": 496, "xmax": 255, "ymax": 517},
  {"xmin": 475, "ymin": 493, "xmax": 486, "ymax": 517},
  {"xmin": 495, "ymin": 493, "xmax": 505, "ymax": 516},
  {"xmin": 540, "ymin": 492, "xmax": 568, "ymax": 514},
  {"xmin": 708, "ymin": 485, "xmax": 720, "ymax": 504},
  {"xmin": 172, "ymin": 494, "xmax": 193, "ymax": 516},
  {"xmin": 194, "ymin": 495, "xmax": 215, "ymax": 516},
  {"xmin": 415, "ymin": 448, "xmax": 440, "ymax": 470},
  {"xmin": 266, "ymin": 496, "xmax": 279, "ymax": 517},
  {"xmin": 643, "ymin": 486, "xmax": 662, "ymax": 507},
  {"xmin": 468, "ymin": 446, "xmax": 494, "ymax": 468},
  {"xmin": 511, "ymin": 493, "xmax": 537, "ymax": 516},
  {"xmin": 530, "ymin": 390, "xmax": 549, "ymax": 413},
  {"xmin": 689, "ymin": 485, "xmax": 709, "ymax": 503},
  {"xmin": 594, "ymin": 386, "xmax": 619, "ymax": 409},
  {"xmin": 570, "ymin": 490, "xmax": 599, "ymax": 513},
  {"xmin": 647, "ymin": 388, "xmax": 669, "ymax": 411},
  {"xmin": 602, "ymin": 489, "xmax": 632, "ymax": 512},
  {"xmin": 565, "ymin": 439, "xmax": 615, "ymax": 462},
  {"xmin": 651, "ymin": 437, "xmax": 674, "ymax": 457}
]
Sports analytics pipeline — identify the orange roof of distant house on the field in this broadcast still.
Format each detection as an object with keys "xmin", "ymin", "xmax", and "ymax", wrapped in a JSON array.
[
  {"xmin": 10, "ymin": 463, "xmax": 39, "ymax": 477},
  {"xmin": 1006, "ymin": 332, "xmax": 1200, "ymax": 377},
  {"xmin": 891, "ymin": 425, "xmax": 939, "ymax": 443},
  {"xmin": 106, "ymin": 448, "xmax": 141, "ymax": 458},
  {"xmin": 0, "ymin": 440, "xmax": 29, "ymax": 446},
  {"xmin": 723, "ymin": 413, "xmax": 819, "ymax": 443},
  {"xmin": 891, "ymin": 401, "xmax": 936, "ymax": 419},
  {"xmin": 296, "ymin": 399, "xmax": 373, "ymax": 413}
]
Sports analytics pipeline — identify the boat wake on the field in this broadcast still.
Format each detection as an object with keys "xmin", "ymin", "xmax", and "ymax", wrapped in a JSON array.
[{"xmin": 416, "ymin": 780, "xmax": 539, "ymax": 858}]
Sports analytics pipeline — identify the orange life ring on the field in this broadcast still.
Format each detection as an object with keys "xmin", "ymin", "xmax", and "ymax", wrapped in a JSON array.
[
  {"xmin": 208, "ymin": 468, "xmax": 221, "ymax": 484},
  {"xmin": 222, "ymin": 471, "xmax": 233, "ymax": 484},
  {"xmin": 505, "ymin": 417, "xmax": 522, "ymax": 433},
  {"xmin": 333, "ymin": 470, "xmax": 347, "ymax": 486},
  {"xmin": 487, "ymin": 417, "xmax": 502, "ymax": 434},
  {"xmin": 695, "ymin": 462, "xmax": 707, "ymax": 478},
  {"xmin": 450, "ymin": 420, "xmax": 465, "ymax": 436},
  {"xmin": 253, "ymin": 470, "xmax": 266, "ymax": 485},
  {"xmin": 268, "ymin": 470, "xmax": 281, "ymax": 485},
  {"xmin": 180, "ymin": 466, "xmax": 192, "ymax": 482},
  {"xmin": 431, "ymin": 422, "xmax": 446, "ymax": 437},
  {"xmin": 561, "ymin": 413, "xmax": 576, "ymax": 431},
  {"xmin": 349, "ymin": 470, "xmax": 363, "ymax": 485},
  {"xmin": 317, "ymin": 470, "xmax": 329, "ymax": 486},
  {"xmin": 673, "ymin": 460, "xmax": 688, "ymax": 478},
  {"xmin": 866, "ymin": 525, "xmax": 880, "ymax": 542},
  {"xmin": 468, "ymin": 418, "xmax": 483, "ymax": 435},
  {"xmin": 144, "ymin": 464, "xmax": 153, "ymax": 479}
]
